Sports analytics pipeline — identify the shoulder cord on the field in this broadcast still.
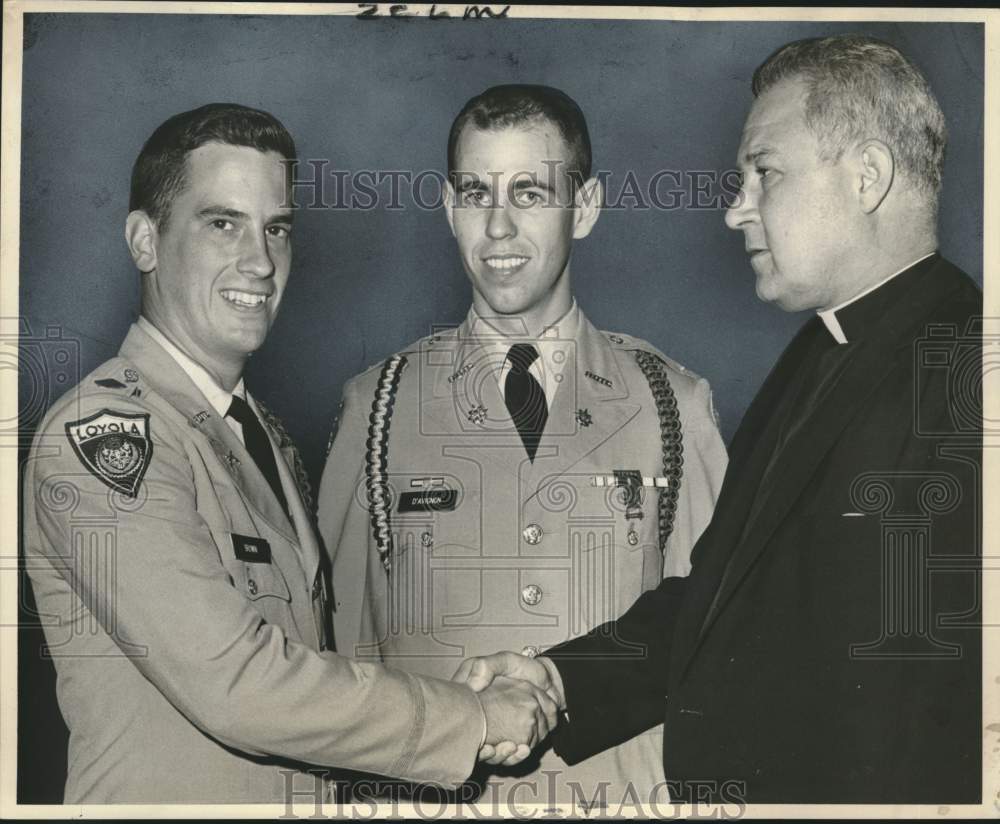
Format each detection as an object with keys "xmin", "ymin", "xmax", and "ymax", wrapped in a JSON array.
[
  {"xmin": 633, "ymin": 351, "xmax": 684, "ymax": 552},
  {"xmin": 365, "ymin": 355, "xmax": 408, "ymax": 573},
  {"xmin": 255, "ymin": 399, "xmax": 315, "ymax": 516}
]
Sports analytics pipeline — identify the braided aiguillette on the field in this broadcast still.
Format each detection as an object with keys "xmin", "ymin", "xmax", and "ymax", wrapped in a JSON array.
[
  {"xmin": 365, "ymin": 355, "xmax": 408, "ymax": 572},
  {"xmin": 634, "ymin": 351, "xmax": 684, "ymax": 552}
]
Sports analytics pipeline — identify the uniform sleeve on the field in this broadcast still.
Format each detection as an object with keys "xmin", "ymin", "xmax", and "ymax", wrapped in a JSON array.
[
  {"xmin": 317, "ymin": 377, "xmax": 382, "ymax": 660},
  {"xmin": 662, "ymin": 375, "xmax": 728, "ymax": 577},
  {"xmin": 26, "ymin": 393, "xmax": 483, "ymax": 787}
]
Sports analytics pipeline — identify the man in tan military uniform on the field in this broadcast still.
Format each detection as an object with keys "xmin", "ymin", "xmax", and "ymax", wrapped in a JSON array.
[
  {"xmin": 319, "ymin": 85, "xmax": 727, "ymax": 807},
  {"xmin": 22, "ymin": 103, "xmax": 555, "ymax": 804}
]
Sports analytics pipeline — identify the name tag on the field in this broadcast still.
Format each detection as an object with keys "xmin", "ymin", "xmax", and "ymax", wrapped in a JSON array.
[
  {"xmin": 398, "ymin": 489, "xmax": 458, "ymax": 512},
  {"xmin": 232, "ymin": 534, "xmax": 272, "ymax": 564}
]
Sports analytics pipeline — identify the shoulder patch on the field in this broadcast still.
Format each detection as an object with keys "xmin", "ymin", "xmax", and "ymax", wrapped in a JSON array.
[
  {"xmin": 95, "ymin": 378, "xmax": 127, "ymax": 389},
  {"xmin": 64, "ymin": 409, "xmax": 152, "ymax": 497}
]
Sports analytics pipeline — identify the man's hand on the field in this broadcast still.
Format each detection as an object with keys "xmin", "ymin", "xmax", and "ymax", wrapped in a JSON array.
[
  {"xmin": 455, "ymin": 651, "xmax": 567, "ymax": 765},
  {"xmin": 475, "ymin": 675, "xmax": 558, "ymax": 766}
]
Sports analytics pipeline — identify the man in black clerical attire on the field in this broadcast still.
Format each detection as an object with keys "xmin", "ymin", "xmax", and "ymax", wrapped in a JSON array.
[{"xmin": 454, "ymin": 34, "xmax": 982, "ymax": 804}]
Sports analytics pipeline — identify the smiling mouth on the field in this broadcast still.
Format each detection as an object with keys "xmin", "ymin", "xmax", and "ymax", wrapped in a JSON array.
[
  {"xmin": 483, "ymin": 255, "xmax": 530, "ymax": 274},
  {"xmin": 220, "ymin": 289, "xmax": 270, "ymax": 309}
]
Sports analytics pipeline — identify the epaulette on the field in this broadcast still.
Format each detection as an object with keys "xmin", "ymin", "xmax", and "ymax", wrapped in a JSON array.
[
  {"xmin": 353, "ymin": 327, "xmax": 460, "ymax": 380},
  {"xmin": 602, "ymin": 330, "xmax": 702, "ymax": 383},
  {"xmin": 90, "ymin": 361, "xmax": 147, "ymax": 400}
]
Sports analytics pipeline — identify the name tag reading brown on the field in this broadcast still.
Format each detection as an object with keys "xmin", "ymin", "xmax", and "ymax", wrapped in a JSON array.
[
  {"xmin": 232, "ymin": 534, "xmax": 272, "ymax": 563},
  {"xmin": 398, "ymin": 489, "xmax": 458, "ymax": 512}
]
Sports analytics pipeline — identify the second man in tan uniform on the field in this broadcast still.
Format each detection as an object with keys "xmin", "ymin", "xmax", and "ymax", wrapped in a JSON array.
[{"xmin": 319, "ymin": 85, "xmax": 727, "ymax": 806}]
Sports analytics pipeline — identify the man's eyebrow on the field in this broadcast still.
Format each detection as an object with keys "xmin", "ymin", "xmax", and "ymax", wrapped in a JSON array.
[
  {"xmin": 510, "ymin": 174, "xmax": 556, "ymax": 194},
  {"xmin": 743, "ymin": 147, "xmax": 776, "ymax": 165},
  {"xmin": 196, "ymin": 206, "xmax": 294, "ymax": 223},
  {"xmin": 197, "ymin": 206, "xmax": 248, "ymax": 220},
  {"xmin": 454, "ymin": 176, "xmax": 486, "ymax": 193}
]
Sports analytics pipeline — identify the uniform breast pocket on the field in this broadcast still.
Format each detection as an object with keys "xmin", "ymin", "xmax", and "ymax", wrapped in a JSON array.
[
  {"xmin": 225, "ymin": 531, "xmax": 293, "ymax": 604},
  {"xmin": 239, "ymin": 560, "xmax": 292, "ymax": 603}
]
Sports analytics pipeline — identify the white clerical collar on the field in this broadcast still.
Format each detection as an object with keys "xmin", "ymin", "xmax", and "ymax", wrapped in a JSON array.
[
  {"xmin": 137, "ymin": 316, "xmax": 245, "ymax": 415},
  {"xmin": 817, "ymin": 252, "xmax": 936, "ymax": 344}
]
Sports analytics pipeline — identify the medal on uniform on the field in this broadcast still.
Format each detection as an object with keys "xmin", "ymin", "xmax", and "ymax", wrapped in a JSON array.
[{"xmin": 591, "ymin": 469, "xmax": 672, "ymax": 547}]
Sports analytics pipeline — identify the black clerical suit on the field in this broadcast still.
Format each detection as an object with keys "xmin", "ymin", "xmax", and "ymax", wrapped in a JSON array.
[{"xmin": 547, "ymin": 255, "xmax": 982, "ymax": 804}]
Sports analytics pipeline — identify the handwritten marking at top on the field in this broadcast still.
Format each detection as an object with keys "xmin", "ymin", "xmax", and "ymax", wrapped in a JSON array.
[{"xmin": 356, "ymin": 3, "xmax": 511, "ymax": 20}]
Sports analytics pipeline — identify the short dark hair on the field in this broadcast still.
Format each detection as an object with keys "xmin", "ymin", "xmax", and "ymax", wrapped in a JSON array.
[
  {"xmin": 752, "ymin": 34, "xmax": 946, "ymax": 196},
  {"xmin": 129, "ymin": 103, "xmax": 297, "ymax": 227},
  {"xmin": 447, "ymin": 84, "xmax": 592, "ymax": 186}
]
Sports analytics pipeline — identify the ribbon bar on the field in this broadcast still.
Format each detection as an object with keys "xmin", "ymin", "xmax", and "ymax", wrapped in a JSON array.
[{"xmin": 592, "ymin": 475, "xmax": 672, "ymax": 488}]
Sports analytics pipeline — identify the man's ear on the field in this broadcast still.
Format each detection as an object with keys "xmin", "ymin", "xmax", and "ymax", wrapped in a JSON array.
[
  {"xmin": 572, "ymin": 176, "xmax": 603, "ymax": 240},
  {"xmin": 857, "ymin": 140, "xmax": 894, "ymax": 214},
  {"xmin": 443, "ymin": 180, "xmax": 458, "ymax": 239},
  {"xmin": 125, "ymin": 210, "xmax": 158, "ymax": 273}
]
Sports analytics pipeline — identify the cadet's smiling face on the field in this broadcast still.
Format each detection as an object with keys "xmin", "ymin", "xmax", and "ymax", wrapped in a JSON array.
[
  {"xmin": 445, "ymin": 121, "xmax": 599, "ymax": 333},
  {"xmin": 725, "ymin": 77, "xmax": 860, "ymax": 312},
  {"xmin": 140, "ymin": 142, "xmax": 293, "ymax": 378}
]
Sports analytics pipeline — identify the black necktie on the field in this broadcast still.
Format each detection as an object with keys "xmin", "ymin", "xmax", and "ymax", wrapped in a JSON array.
[
  {"xmin": 504, "ymin": 343, "xmax": 548, "ymax": 462},
  {"xmin": 226, "ymin": 395, "xmax": 289, "ymax": 519}
]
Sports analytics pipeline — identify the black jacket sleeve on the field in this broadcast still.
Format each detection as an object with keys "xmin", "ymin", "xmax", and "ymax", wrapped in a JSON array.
[{"xmin": 546, "ymin": 575, "xmax": 688, "ymax": 764}]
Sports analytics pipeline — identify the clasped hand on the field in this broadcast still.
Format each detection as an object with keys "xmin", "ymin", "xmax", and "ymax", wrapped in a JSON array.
[{"xmin": 453, "ymin": 651, "xmax": 566, "ymax": 766}]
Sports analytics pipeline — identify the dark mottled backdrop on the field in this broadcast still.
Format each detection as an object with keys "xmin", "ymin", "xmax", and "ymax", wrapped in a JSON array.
[{"xmin": 17, "ymin": 12, "xmax": 983, "ymax": 802}]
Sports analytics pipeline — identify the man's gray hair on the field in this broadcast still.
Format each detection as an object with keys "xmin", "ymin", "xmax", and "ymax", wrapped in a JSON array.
[{"xmin": 752, "ymin": 34, "xmax": 947, "ymax": 198}]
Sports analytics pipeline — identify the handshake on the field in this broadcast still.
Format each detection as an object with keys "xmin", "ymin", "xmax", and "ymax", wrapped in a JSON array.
[{"xmin": 452, "ymin": 651, "xmax": 567, "ymax": 766}]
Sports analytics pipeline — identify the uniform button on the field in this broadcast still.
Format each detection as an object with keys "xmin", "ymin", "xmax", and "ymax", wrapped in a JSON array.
[
  {"xmin": 247, "ymin": 579, "xmax": 258, "ymax": 596},
  {"xmin": 522, "ymin": 523, "xmax": 543, "ymax": 545},
  {"xmin": 312, "ymin": 578, "xmax": 322, "ymax": 599},
  {"xmin": 521, "ymin": 584, "xmax": 543, "ymax": 606},
  {"xmin": 521, "ymin": 645, "xmax": 540, "ymax": 658}
]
